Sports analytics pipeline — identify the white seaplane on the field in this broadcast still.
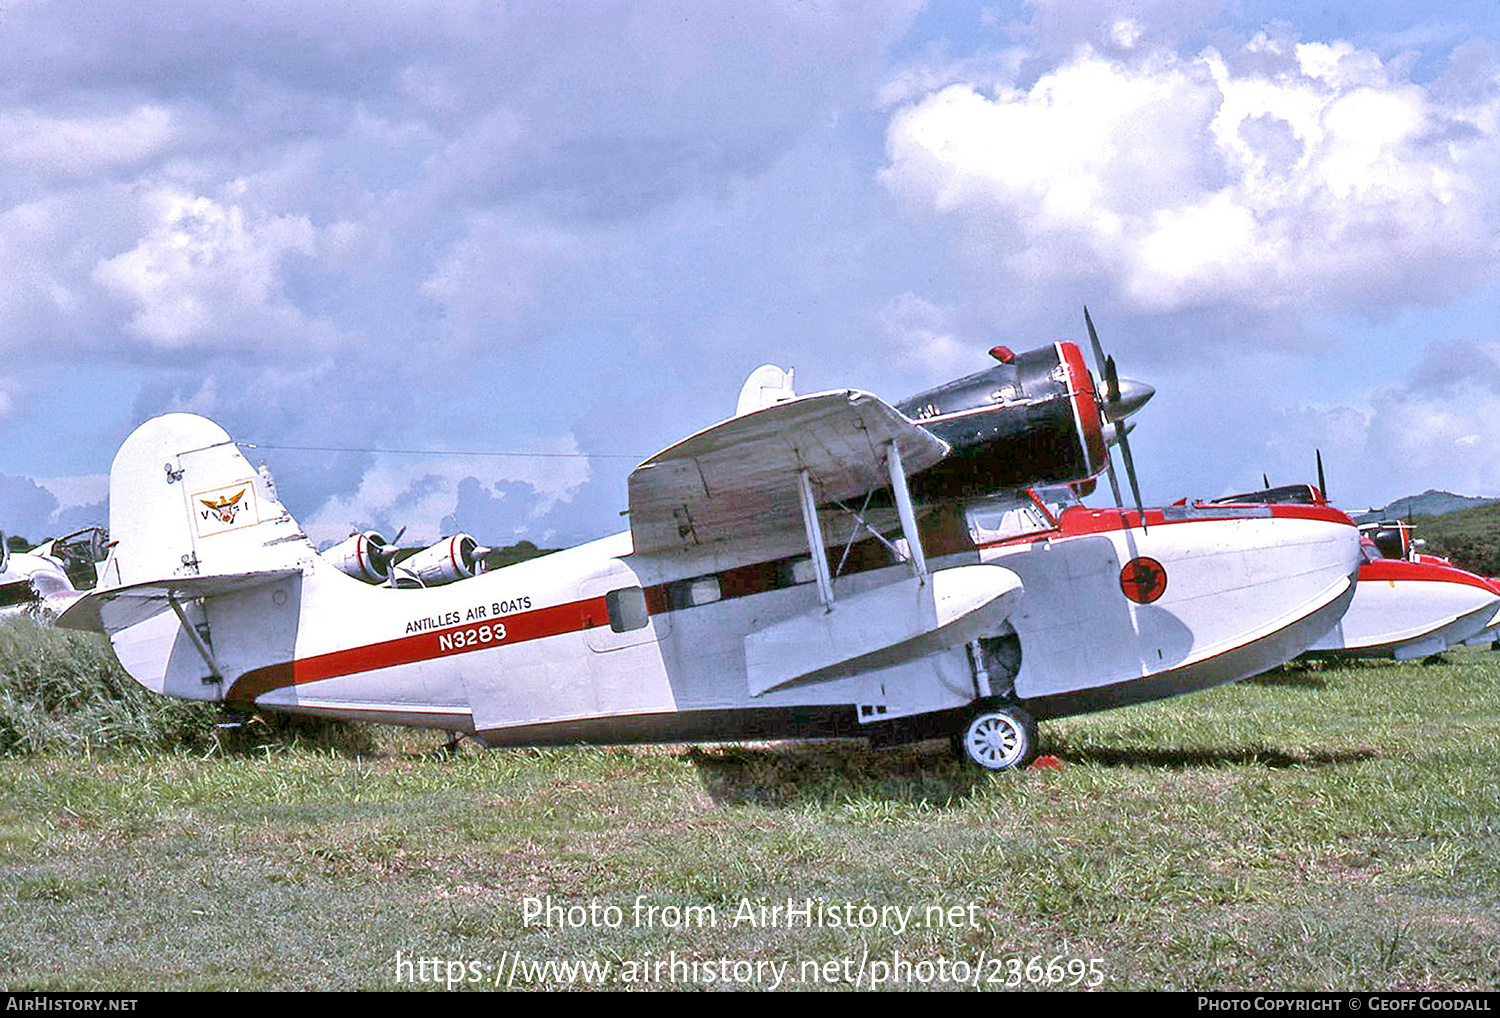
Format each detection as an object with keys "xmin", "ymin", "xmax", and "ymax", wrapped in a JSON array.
[
  {"xmin": 1211, "ymin": 474, "xmax": 1500, "ymax": 661},
  {"xmin": 1309, "ymin": 518, "xmax": 1500, "ymax": 660},
  {"xmin": 0, "ymin": 528, "xmax": 106, "ymax": 618},
  {"xmin": 60, "ymin": 317, "xmax": 1363, "ymax": 769}
]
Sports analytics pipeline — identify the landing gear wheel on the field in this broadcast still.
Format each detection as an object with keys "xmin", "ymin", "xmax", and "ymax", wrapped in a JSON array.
[{"xmin": 957, "ymin": 705, "xmax": 1038, "ymax": 771}]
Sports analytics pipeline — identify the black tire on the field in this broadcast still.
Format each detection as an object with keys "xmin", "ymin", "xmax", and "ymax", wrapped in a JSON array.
[{"xmin": 956, "ymin": 704, "xmax": 1038, "ymax": 771}]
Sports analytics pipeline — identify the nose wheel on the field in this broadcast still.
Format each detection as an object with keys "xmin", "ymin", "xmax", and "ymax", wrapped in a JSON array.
[{"xmin": 954, "ymin": 704, "xmax": 1038, "ymax": 771}]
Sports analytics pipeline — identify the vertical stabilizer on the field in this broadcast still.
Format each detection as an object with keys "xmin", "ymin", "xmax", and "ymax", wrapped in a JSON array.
[
  {"xmin": 735, "ymin": 365, "xmax": 796, "ymax": 417},
  {"xmin": 101, "ymin": 413, "xmax": 316, "ymax": 588}
]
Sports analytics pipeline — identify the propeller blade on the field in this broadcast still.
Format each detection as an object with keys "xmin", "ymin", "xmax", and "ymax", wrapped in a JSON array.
[
  {"xmin": 1116, "ymin": 424, "xmax": 1148, "ymax": 530},
  {"xmin": 1262, "ymin": 472, "xmax": 1270, "ymax": 489},
  {"xmin": 1316, "ymin": 450, "xmax": 1327, "ymax": 501},
  {"xmin": 1104, "ymin": 420, "xmax": 1135, "ymax": 446},
  {"xmin": 1104, "ymin": 445, "xmax": 1126, "ymax": 511},
  {"xmin": 1084, "ymin": 305, "xmax": 1107, "ymax": 378},
  {"xmin": 369, "ymin": 525, "xmax": 409, "ymax": 571},
  {"xmin": 1083, "ymin": 305, "xmax": 1149, "ymax": 529}
]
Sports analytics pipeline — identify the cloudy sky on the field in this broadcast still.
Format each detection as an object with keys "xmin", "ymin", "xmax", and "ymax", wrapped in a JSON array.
[{"xmin": 3, "ymin": 0, "xmax": 1500, "ymax": 550}]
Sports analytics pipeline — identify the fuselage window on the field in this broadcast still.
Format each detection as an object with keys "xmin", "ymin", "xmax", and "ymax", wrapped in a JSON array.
[{"xmin": 606, "ymin": 587, "xmax": 650, "ymax": 633}]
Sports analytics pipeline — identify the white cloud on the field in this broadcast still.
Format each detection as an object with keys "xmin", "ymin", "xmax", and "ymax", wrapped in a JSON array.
[
  {"xmin": 877, "ymin": 292, "xmax": 973, "ymax": 376},
  {"xmin": 419, "ymin": 211, "xmax": 591, "ymax": 334},
  {"xmin": 0, "ymin": 106, "xmax": 178, "ymax": 177},
  {"xmin": 0, "ymin": 376, "xmax": 20, "ymax": 419},
  {"xmin": 299, "ymin": 443, "xmax": 592, "ymax": 547},
  {"xmin": 33, "ymin": 474, "xmax": 109, "ymax": 510},
  {"xmin": 881, "ymin": 35, "xmax": 1500, "ymax": 327},
  {"xmin": 1363, "ymin": 382, "xmax": 1500, "ymax": 499},
  {"xmin": 92, "ymin": 187, "xmax": 319, "ymax": 349}
]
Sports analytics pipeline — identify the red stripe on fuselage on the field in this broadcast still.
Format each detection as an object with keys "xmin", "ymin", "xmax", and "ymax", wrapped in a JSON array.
[{"xmin": 226, "ymin": 595, "xmax": 609, "ymax": 704}]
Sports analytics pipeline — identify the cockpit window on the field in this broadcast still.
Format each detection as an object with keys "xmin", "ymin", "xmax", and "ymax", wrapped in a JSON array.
[{"xmin": 967, "ymin": 502, "xmax": 1056, "ymax": 543}]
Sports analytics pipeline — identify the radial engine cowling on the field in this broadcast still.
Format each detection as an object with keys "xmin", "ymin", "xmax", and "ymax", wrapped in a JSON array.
[
  {"xmin": 401, "ymin": 534, "xmax": 487, "ymax": 587},
  {"xmin": 324, "ymin": 531, "xmax": 394, "ymax": 584}
]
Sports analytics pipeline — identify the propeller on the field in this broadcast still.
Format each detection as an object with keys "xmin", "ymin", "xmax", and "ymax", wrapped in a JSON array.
[
  {"xmin": 1083, "ymin": 306, "xmax": 1153, "ymax": 525},
  {"xmin": 367, "ymin": 525, "xmax": 406, "ymax": 581},
  {"xmin": 1316, "ymin": 449, "xmax": 1327, "ymax": 501}
]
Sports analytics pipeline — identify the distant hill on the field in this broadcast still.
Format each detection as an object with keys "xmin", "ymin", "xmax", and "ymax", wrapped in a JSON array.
[{"xmin": 1352, "ymin": 489, "xmax": 1499, "ymax": 524}]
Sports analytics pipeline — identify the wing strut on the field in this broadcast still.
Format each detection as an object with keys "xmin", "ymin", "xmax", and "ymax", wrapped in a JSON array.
[
  {"xmin": 797, "ymin": 468, "xmax": 836, "ymax": 611},
  {"xmin": 887, "ymin": 440, "xmax": 928, "ymax": 584},
  {"xmin": 795, "ymin": 438, "xmax": 931, "ymax": 613}
]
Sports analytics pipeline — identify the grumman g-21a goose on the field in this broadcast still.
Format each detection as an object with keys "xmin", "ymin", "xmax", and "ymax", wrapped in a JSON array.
[
  {"xmin": 1213, "ymin": 474, "xmax": 1500, "ymax": 661},
  {"xmin": 60, "ymin": 316, "xmax": 1362, "ymax": 770},
  {"xmin": 1310, "ymin": 518, "xmax": 1500, "ymax": 660},
  {"xmin": 0, "ymin": 528, "xmax": 107, "ymax": 619}
]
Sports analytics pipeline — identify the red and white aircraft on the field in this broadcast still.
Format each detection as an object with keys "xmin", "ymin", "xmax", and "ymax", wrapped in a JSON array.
[
  {"xmin": 59, "ymin": 324, "xmax": 1362, "ymax": 770},
  {"xmin": 1305, "ymin": 518, "xmax": 1500, "ymax": 660},
  {"xmin": 1210, "ymin": 484, "xmax": 1500, "ymax": 660}
]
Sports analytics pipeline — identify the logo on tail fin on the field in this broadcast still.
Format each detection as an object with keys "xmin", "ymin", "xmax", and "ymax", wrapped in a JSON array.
[{"xmin": 193, "ymin": 483, "xmax": 260, "ymax": 537}]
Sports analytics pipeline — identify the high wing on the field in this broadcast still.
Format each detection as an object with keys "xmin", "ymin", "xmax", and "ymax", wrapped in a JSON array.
[{"xmin": 626, "ymin": 389, "xmax": 950, "ymax": 562}]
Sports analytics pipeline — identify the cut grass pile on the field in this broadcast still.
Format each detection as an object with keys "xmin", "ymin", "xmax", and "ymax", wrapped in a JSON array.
[{"xmin": 0, "ymin": 617, "xmax": 1495, "ymax": 991}]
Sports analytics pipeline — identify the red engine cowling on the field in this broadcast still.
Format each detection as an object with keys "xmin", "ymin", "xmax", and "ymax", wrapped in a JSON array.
[{"xmin": 896, "ymin": 341, "xmax": 1111, "ymax": 499}]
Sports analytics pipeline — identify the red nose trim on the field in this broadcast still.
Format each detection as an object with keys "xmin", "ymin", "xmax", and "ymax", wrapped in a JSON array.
[
  {"xmin": 1058, "ymin": 341, "xmax": 1107, "ymax": 478},
  {"xmin": 989, "ymin": 345, "xmax": 1015, "ymax": 363}
]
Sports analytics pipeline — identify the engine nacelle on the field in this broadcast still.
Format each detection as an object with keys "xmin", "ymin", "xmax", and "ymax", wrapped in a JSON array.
[
  {"xmin": 897, "ymin": 341, "xmax": 1111, "ymax": 500},
  {"xmin": 324, "ymin": 531, "xmax": 393, "ymax": 584},
  {"xmin": 401, "ymin": 534, "xmax": 486, "ymax": 587}
]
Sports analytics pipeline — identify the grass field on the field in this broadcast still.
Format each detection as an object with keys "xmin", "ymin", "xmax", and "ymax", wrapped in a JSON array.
[{"xmin": 0, "ymin": 619, "xmax": 1497, "ymax": 991}]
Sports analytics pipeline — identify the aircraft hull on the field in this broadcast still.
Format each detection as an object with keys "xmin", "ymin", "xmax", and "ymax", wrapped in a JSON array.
[
  {"xmin": 1301, "ymin": 559, "xmax": 1500, "ymax": 660},
  {"xmin": 95, "ymin": 502, "xmax": 1363, "ymax": 748},
  {"xmin": 0, "ymin": 551, "xmax": 78, "ymax": 618},
  {"xmin": 977, "ymin": 504, "xmax": 1361, "ymax": 719}
]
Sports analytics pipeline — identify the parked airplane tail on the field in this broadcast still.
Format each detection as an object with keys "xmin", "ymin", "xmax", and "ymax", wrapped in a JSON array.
[
  {"xmin": 59, "ymin": 414, "xmax": 318, "ymax": 700},
  {"xmin": 94, "ymin": 414, "xmax": 315, "ymax": 590}
]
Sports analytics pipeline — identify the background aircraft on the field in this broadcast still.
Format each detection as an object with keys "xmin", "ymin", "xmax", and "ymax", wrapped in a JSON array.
[{"xmin": 0, "ymin": 528, "xmax": 106, "ymax": 618}]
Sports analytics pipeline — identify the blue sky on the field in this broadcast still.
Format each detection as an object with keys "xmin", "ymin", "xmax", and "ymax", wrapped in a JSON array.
[{"xmin": 3, "ymin": 1, "xmax": 1499, "ymax": 548}]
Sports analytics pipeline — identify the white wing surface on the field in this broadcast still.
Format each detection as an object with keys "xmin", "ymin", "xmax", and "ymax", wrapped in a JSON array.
[{"xmin": 627, "ymin": 389, "xmax": 949, "ymax": 560}]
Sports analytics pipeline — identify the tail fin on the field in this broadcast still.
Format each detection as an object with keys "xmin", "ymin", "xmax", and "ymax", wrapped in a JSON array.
[
  {"xmin": 735, "ymin": 365, "xmax": 796, "ymax": 417},
  {"xmin": 61, "ymin": 414, "xmax": 313, "ymax": 701},
  {"xmin": 98, "ymin": 413, "xmax": 316, "ymax": 589}
]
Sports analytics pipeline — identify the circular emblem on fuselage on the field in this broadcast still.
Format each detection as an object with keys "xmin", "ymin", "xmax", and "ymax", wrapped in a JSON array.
[{"xmin": 1120, "ymin": 556, "xmax": 1168, "ymax": 604}]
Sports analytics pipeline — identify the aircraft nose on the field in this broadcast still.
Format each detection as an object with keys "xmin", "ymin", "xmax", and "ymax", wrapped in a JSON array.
[{"xmin": 1103, "ymin": 377, "xmax": 1154, "ymax": 422}]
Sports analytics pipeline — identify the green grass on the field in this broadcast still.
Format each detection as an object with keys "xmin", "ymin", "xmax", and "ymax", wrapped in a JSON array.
[{"xmin": 0, "ymin": 623, "xmax": 1497, "ymax": 990}]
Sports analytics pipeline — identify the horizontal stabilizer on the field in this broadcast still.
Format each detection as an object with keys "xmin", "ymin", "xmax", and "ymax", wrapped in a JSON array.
[
  {"xmin": 744, "ymin": 564, "xmax": 1022, "ymax": 696},
  {"xmin": 57, "ymin": 569, "xmax": 303, "ymax": 636}
]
